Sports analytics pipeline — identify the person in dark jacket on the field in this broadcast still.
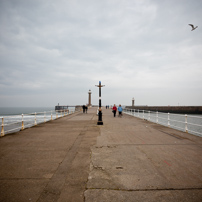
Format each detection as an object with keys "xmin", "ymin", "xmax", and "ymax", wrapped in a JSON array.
[{"xmin": 82, "ymin": 105, "xmax": 86, "ymax": 113}]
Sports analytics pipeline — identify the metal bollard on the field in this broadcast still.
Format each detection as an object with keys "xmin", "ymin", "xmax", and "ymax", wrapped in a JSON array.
[
  {"xmin": 1, "ymin": 117, "xmax": 5, "ymax": 137},
  {"xmin": 44, "ymin": 111, "xmax": 46, "ymax": 122},
  {"xmin": 35, "ymin": 112, "xmax": 37, "ymax": 126},
  {"xmin": 156, "ymin": 111, "xmax": 158, "ymax": 123},
  {"xmin": 168, "ymin": 112, "xmax": 170, "ymax": 127},
  {"xmin": 185, "ymin": 114, "xmax": 188, "ymax": 132},
  {"xmin": 21, "ymin": 114, "xmax": 24, "ymax": 130}
]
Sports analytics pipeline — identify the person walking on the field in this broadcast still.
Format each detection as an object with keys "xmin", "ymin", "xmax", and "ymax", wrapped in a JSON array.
[
  {"xmin": 82, "ymin": 105, "xmax": 86, "ymax": 113},
  {"xmin": 112, "ymin": 104, "xmax": 117, "ymax": 117},
  {"xmin": 118, "ymin": 104, "xmax": 123, "ymax": 117}
]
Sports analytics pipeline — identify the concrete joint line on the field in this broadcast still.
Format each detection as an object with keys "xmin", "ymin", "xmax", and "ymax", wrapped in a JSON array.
[
  {"xmin": 86, "ymin": 187, "xmax": 202, "ymax": 192},
  {"xmin": 37, "ymin": 129, "xmax": 86, "ymax": 202}
]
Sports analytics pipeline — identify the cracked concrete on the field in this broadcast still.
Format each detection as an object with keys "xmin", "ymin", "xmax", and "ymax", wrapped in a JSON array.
[{"xmin": 85, "ymin": 108, "xmax": 202, "ymax": 202}]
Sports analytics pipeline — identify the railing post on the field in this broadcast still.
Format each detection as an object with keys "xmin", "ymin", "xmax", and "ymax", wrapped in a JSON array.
[
  {"xmin": 35, "ymin": 112, "xmax": 37, "ymax": 126},
  {"xmin": 21, "ymin": 114, "xmax": 24, "ymax": 130},
  {"xmin": 51, "ymin": 111, "xmax": 53, "ymax": 120},
  {"xmin": 185, "ymin": 114, "xmax": 188, "ymax": 132},
  {"xmin": 148, "ymin": 111, "xmax": 150, "ymax": 121},
  {"xmin": 138, "ymin": 109, "xmax": 139, "ymax": 117},
  {"xmin": 134, "ymin": 109, "xmax": 135, "ymax": 116},
  {"xmin": 168, "ymin": 112, "xmax": 170, "ymax": 127},
  {"xmin": 143, "ymin": 110, "xmax": 144, "ymax": 119},
  {"xmin": 56, "ymin": 111, "xmax": 58, "ymax": 119},
  {"xmin": 1, "ymin": 117, "xmax": 5, "ymax": 137},
  {"xmin": 156, "ymin": 111, "xmax": 158, "ymax": 123},
  {"xmin": 44, "ymin": 111, "xmax": 46, "ymax": 122}
]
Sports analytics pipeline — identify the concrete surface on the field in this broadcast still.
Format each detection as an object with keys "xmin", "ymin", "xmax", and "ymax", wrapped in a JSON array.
[
  {"xmin": 85, "ymin": 108, "xmax": 202, "ymax": 202},
  {"xmin": 0, "ymin": 107, "xmax": 202, "ymax": 202},
  {"xmin": 0, "ymin": 108, "xmax": 99, "ymax": 202}
]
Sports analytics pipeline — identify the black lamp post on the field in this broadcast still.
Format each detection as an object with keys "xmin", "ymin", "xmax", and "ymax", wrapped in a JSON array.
[{"xmin": 95, "ymin": 81, "xmax": 105, "ymax": 125}]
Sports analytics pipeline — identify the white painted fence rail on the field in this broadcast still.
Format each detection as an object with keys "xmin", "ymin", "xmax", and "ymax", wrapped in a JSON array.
[
  {"xmin": 0, "ymin": 109, "xmax": 77, "ymax": 137},
  {"xmin": 124, "ymin": 108, "xmax": 202, "ymax": 137}
]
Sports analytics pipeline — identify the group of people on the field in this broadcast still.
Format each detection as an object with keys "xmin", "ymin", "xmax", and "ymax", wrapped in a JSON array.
[
  {"xmin": 112, "ymin": 104, "xmax": 123, "ymax": 117},
  {"xmin": 82, "ymin": 104, "xmax": 123, "ymax": 117},
  {"xmin": 82, "ymin": 105, "xmax": 88, "ymax": 113}
]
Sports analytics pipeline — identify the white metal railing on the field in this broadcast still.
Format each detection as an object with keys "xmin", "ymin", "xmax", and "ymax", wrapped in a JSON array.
[
  {"xmin": 0, "ymin": 109, "xmax": 79, "ymax": 137},
  {"xmin": 123, "ymin": 108, "xmax": 202, "ymax": 137}
]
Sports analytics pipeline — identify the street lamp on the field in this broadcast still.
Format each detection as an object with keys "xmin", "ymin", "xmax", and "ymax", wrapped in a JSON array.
[{"xmin": 95, "ymin": 81, "xmax": 105, "ymax": 125}]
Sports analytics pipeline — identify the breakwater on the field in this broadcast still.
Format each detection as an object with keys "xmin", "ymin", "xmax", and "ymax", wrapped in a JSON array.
[
  {"xmin": 55, "ymin": 105, "xmax": 82, "ymax": 111},
  {"xmin": 126, "ymin": 106, "xmax": 202, "ymax": 114}
]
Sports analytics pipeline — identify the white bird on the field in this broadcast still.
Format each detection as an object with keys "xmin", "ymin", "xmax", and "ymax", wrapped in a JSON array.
[{"xmin": 188, "ymin": 24, "xmax": 198, "ymax": 31}]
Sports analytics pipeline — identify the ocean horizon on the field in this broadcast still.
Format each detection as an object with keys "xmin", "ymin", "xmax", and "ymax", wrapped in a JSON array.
[
  {"xmin": 0, "ymin": 106, "xmax": 76, "ymax": 135},
  {"xmin": 0, "ymin": 107, "xmax": 55, "ymax": 116},
  {"xmin": 0, "ymin": 107, "xmax": 77, "ymax": 116}
]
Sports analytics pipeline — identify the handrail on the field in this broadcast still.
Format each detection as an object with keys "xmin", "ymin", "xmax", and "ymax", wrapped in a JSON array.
[
  {"xmin": 123, "ymin": 108, "xmax": 202, "ymax": 137},
  {"xmin": 0, "ymin": 109, "xmax": 80, "ymax": 137}
]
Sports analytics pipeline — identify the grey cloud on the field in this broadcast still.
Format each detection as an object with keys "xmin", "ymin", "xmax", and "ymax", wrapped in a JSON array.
[{"xmin": 0, "ymin": 0, "xmax": 202, "ymax": 107}]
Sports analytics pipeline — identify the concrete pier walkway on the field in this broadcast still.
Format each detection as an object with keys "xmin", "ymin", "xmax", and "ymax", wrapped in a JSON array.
[{"xmin": 0, "ymin": 107, "xmax": 202, "ymax": 202}]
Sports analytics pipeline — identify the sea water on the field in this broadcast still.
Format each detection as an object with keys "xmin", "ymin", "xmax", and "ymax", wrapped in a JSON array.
[
  {"xmin": 0, "ymin": 107, "xmax": 76, "ymax": 116},
  {"xmin": 0, "ymin": 107, "xmax": 55, "ymax": 116},
  {"xmin": 0, "ymin": 107, "xmax": 75, "ymax": 135}
]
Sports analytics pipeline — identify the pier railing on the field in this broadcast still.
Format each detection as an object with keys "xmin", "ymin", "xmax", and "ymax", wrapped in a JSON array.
[
  {"xmin": 124, "ymin": 108, "xmax": 202, "ymax": 137},
  {"xmin": 0, "ymin": 109, "xmax": 78, "ymax": 137}
]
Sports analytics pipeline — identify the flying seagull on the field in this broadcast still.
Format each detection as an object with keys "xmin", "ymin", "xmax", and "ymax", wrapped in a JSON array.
[{"xmin": 188, "ymin": 24, "xmax": 198, "ymax": 31}]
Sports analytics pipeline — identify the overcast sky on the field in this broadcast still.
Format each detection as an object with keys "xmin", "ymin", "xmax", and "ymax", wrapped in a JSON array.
[{"xmin": 0, "ymin": 0, "xmax": 202, "ymax": 107}]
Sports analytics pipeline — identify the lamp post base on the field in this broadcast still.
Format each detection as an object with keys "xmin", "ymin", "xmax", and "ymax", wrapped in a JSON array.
[
  {"xmin": 97, "ymin": 121, "xmax": 103, "ymax": 125},
  {"xmin": 97, "ymin": 111, "xmax": 103, "ymax": 125}
]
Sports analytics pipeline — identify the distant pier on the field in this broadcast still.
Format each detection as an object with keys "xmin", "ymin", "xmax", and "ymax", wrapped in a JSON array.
[
  {"xmin": 55, "ymin": 105, "xmax": 82, "ymax": 111},
  {"xmin": 126, "ymin": 106, "xmax": 202, "ymax": 114}
]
